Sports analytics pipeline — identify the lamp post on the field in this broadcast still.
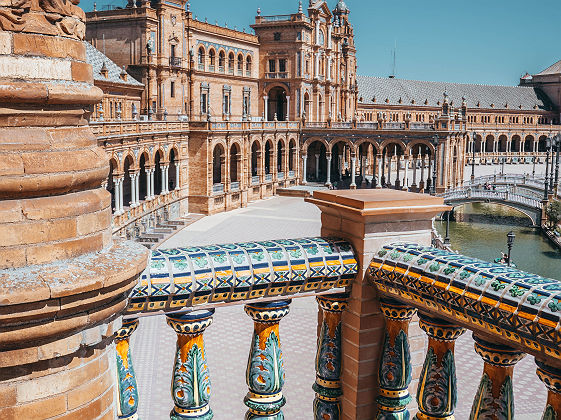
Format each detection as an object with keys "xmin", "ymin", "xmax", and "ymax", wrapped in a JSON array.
[
  {"xmin": 532, "ymin": 155, "xmax": 536, "ymax": 178},
  {"xmin": 549, "ymin": 136, "xmax": 555, "ymax": 195},
  {"xmin": 501, "ymin": 157, "xmax": 505, "ymax": 176},
  {"xmin": 444, "ymin": 209, "xmax": 451, "ymax": 245},
  {"xmin": 471, "ymin": 131, "xmax": 476, "ymax": 182},
  {"xmin": 552, "ymin": 133, "xmax": 561, "ymax": 195},
  {"xmin": 506, "ymin": 231, "xmax": 515, "ymax": 267},
  {"xmin": 431, "ymin": 135, "xmax": 438, "ymax": 195},
  {"xmin": 544, "ymin": 137, "xmax": 551, "ymax": 200}
]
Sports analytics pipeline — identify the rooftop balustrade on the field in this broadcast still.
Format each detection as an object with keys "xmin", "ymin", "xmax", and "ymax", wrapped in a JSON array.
[{"xmin": 115, "ymin": 189, "xmax": 561, "ymax": 419}]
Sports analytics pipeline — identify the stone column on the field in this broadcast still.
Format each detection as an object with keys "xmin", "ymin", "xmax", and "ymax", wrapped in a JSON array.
[
  {"xmin": 175, "ymin": 163, "xmax": 181, "ymax": 190},
  {"xmin": 396, "ymin": 155, "xmax": 401, "ymax": 189},
  {"xmin": 326, "ymin": 154, "xmax": 332, "ymax": 187},
  {"xmin": 412, "ymin": 156, "xmax": 418, "ymax": 188},
  {"xmin": 350, "ymin": 157, "xmax": 357, "ymax": 189},
  {"xmin": 114, "ymin": 176, "xmax": 123, "ymax": 214},
  {"xmin": 387, "ymin": 154, "xmax": 391, "ymax": 187},
  {"xmin": 135, "ymin": 173, "xmax": 140, "ymax": 205},
  {"xmin": 264, "ymin": 96, "xmax": 269, "ymax": 120},
  {"xmin": 302, "ymin": 155, "xmax": 308, "ymax": 185},
  {"xmin": 286, "ymin": 96, "xmax": 290, "ymax": 120},
  {"xmin": 0, "ymin": 7, "xmax": 148, "ymax": 418},
  {"xmin": 119, "ymin": 177, "xmax": 125, "ymax": 212},
  {"xmin": 315, "ymin": 154, "xmax": 320, "ymax": 179},
  {"xmin": 161, "ymin": 165, "xmax": 167, "ymax": 194},
  {"xmin": 377, "ymin": 154, "xmax": 383, "ymax": 188},
  {"xmin": 403, "ymin": 154, "xmax": 410, "ymax": 190},
  {"xmin": 166, "ymin": 310, "xmax": 215, "ymax": 419},
  {"xmin": 244, "ymin": 300, "xmax": 291, "ymax": 419},
  {"xmin": 306, "ymin": 189, "xmax": 448, "ymax": 419},
  {"xmin": 129, "ymin": 172, "xmax": 136, "ymax": 207}
]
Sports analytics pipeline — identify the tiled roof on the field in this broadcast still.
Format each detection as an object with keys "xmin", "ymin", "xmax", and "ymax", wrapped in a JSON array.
[
  {"xmin": 357, "ymin": 75, "xmax": 553, "ymax": 111},
  {"xmin": 84, "ymin": 41, "xmax": 143, "ymax": 87},
  {"xmin": 535, "ymin": 59, "xmax": 561, "ymax": 76}
]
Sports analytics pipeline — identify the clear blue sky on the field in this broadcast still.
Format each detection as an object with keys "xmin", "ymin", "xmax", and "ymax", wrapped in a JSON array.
[{"xmin": 80, "ymin": 0, "xmax": 561, "ymax": 86}]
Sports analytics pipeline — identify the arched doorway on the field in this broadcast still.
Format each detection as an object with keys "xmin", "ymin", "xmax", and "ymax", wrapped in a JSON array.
[
  {"xmin": 154, "ymin": 151, "xmax": 163, "ymax": 196},
  {"xmin": 288, "ymin": 139, "xmax": 296, "ymax": 172},
  {"xmin": 498, "ymin": 135, "xmax": 507, "ymax": 153},
  {"xmin": 268, "ymin": 87, "xmax": 287, "ymax": 121},
  {"xmin": 409, "ymin": 143, "xmax": 432, "ymax": 192},
  {"xmin": 524, "ymin": 136, "xmax": 534, "ymax": 152},
  {"xmin": 213, "ymin": 144, "xmax": 224, "ymax": 185},
  {"xmin": 123, "ymin": 155, "xmax": 134, "ymax": 206},
  {"xmin": 306, "ymin": 141, "xmax": 327, "ymax": 183},
  {"xmin": 538, "ymin": 136, "xmax": 548, "ymax": 152},
  {"xmin": 485, "ymin": 135, "xmax": 495, "ymax": 154},
  {"xmin": 139, "ymin": 153, "xmax": 148, "ymax": 201},
  {"xmin": 511, "ymin": 135, "xmax": 521, "ymax": 153},
  {"xmin": 304, "ymin": 92, "xmax": 311, "ymax": 119},
  {"xmin": 168, "ymin": 149, "xmax": 177, "ymax": 191},
  {"xmin": 264, "ymin": 140, "xmax": 273, "ymax": 175},
  {"xmin": 382, "ymin": 143, "xmax": 405, "ymax": 189},
  {"xmin": 251, "ymin": 141, "xmax": 260, "ymax": 177},
  {"xmin": 230, "ymin": 143, "xmax": 240, "ymax": 183},
  {"xmin": 277, "ymin": 140, "xmax": 284, "ymax": 174}
]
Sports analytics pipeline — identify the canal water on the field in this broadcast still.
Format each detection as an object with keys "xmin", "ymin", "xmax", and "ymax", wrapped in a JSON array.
[{"xmin": 435, "ymin": 203, "xmax": 561, "ymax": 280}]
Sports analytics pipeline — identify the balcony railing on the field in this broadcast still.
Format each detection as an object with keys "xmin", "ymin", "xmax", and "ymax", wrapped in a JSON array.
[
  {"xmin": 251, "ymin": 175, "xmax": 260, "ymax": 185},
  {"xmin": 212, "ymin": 183, "xmax": 224, "ymax": 194},
  {"xmin": 169, "ymin": 56, "xmax": 182, "ymax": 67},
  {"xmin": 113, "ymin": 190, "xmax": 561, "ymax": 420},
  {"xmin": 265, "ymin": 173, "xmax": 273, "ymax": 182},
  {"xmin": 230, "ymin": 181, "xmax": 240, "ymax": 191},
  {"xmin": 288, "ymin": 170, "xmax": 295, "ymax": 178},
  {"xmin": 277, "ymin": 171, "xmax": 284, "ymax": 180}
]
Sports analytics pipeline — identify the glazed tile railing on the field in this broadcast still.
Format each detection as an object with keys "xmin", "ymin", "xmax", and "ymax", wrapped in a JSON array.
[
  {"xmin": 368, "ymin": 242, "xmax": 561, "ymax": 420},
  {"xmin": 117, "ymin": 237, "xmax": 357, "ymax": 419},
  {"xmin": 115, "ymin": 234, "xmax": 561, "ymax": 419}
]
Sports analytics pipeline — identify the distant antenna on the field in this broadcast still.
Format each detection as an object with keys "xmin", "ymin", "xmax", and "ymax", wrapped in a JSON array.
[{"xmin": 391, "ymin": 40, "xmax": 397, "ymax": 78}]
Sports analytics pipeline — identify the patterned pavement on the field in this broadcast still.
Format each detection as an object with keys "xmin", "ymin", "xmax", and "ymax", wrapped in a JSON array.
[{"xmin": 130, "ymin": 196, "xmax": 546, "ymax": 419}]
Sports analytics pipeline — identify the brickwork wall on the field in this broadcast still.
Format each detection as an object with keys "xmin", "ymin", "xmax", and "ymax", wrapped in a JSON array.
[{"xmin": 0, "ymin": 321, "xmax": 118, "ymax": 420}]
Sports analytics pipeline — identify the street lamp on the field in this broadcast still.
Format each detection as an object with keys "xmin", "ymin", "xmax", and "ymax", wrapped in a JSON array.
[
  {"xmin": 444, "ymin": 208, "xmax": 451, "ymax": 245},
  {"xmin": 431, "ymin": 135, "xmax": 438, "ymax": 195},
  {"xmin": 544, "ymin": 137, "xmax": 551, "ymax": 200},
  {"xmin": 554, "ymin": 134, "xmax": 560, "ymax": 196},
  {"xmin": 471, "ymin": 131, "xmax": 476, "ymax": 182},
  {"xmin": 506, "ymin": 231, "xmax": 515, "ymax": 267},
  {"xmin": 501, "ymin": 156, "xmax": 505, "ymax": 176}
]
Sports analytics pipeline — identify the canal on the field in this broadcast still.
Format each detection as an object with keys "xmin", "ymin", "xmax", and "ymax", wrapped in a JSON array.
[{"xmin": 435, "ymin": 203, "xmax": 561, "ymax": 280}]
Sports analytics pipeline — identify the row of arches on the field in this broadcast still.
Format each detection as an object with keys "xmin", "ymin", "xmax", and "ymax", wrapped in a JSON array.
[
  {"xmin": 197, "ymin": 45, "xmax": 252, "ymax": 75},
  {"xmin": 211, "ymin": 138, "xmax": 298, "ymax": 186},
  {"xmin": 107, "ymin": 148, "xmax": 179, "ymax": 213},
  {"xmin": 303, "ymin": 139, "xmax": 444, "ymax": 190},
  {"xmin": 468, "ymin": 134, "xmax": 551, "ymax": 154}
]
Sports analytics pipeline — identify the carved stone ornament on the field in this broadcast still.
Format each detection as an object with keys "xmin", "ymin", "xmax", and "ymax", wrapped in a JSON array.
[{"xmin": 0, "ymin": 0, "xmax": 86, "ymax": 39}]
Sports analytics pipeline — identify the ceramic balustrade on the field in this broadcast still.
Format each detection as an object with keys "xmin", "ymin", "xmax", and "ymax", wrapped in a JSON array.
[{"xmin": 369, "ymin": 242, "xmax": 561, "ymax": 420}]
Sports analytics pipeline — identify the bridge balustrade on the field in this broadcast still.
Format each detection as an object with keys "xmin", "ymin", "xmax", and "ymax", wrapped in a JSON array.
[{"xmin": 114, "ymin": 190, "xmax": 561, "ymax": 419}]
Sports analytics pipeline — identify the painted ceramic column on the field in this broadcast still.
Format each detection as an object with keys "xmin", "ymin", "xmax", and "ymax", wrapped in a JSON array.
[
  {"xmin": 469, "ymin": 335, "xmax": 525, "ymax": 420},
  {"xmin": 377, "ymin": 299, "xmax": 416, "ymax": 419},
  {"xmin": 536, "ymin": 361, "xmax": 561, "ymax": 420},
  {"xmin": 313, "ymin": 293, "xmax": 348, "ymax": 420},
  {"xmin": 166, "ymin": 310, "xmax": 215, "ymax": 420},
  {"xmin": 326, "ymin": 154, "xmax": 332, "ymax": 187},
  {"xmin": 302, "ymin": 155, "xmax": 308, "ymax": 184},
  {"xmin": 416, "ymin": 315, "xmax": 465, "ymax": 420},
  {"xmin": 244, "ymin": 300, "xmax": 291, "ymax": 419},
  {"xmin": 116, "ymin": 318, "xmax": 140, "ymax": 420}
]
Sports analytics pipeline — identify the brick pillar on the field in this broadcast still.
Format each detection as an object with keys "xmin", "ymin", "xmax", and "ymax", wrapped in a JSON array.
[
  {"xmin": 0, "ymin": 3, "xmax": 148, "ymax": 419},
  {"xmin": 306, "ymin": 189, "xmax": 449, "ymax": 419}
]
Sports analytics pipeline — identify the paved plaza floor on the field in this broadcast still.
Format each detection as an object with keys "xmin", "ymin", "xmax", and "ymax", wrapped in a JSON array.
[{"xmin": 130, "ymin": 196, "xmax": 546, "ymax": 419}]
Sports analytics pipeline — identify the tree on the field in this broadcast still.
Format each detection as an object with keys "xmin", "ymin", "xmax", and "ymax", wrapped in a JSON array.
[{"xmin": 546, "ymin": 200, "xmax": 561, "ymax": 230}]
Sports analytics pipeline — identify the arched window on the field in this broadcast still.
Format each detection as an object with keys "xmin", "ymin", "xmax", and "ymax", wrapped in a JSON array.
[
  {"xmin": 246, "ymin": 56, "xmax": 252, "ymax": 75},
  {"xmin": 218, "ymin": 51, "xmax": 225, "ymax": 71},
  {"xmin": 209, "ymin": 49, "xmax": 216, "ymax": 71},
  {"xmin": 237, "ymin": 54, "xmax": 243, "ymax": 74},
  {"xmin": 228, "ymin": 52, "xmax": 235, "ymax": 74},
  {"xmin": 198, "ymin": 47, "xmax": 205, "ymax": 69},
  {"xmin": 319, "ymin": 30, "xmax": 325, "ymax": 46}
]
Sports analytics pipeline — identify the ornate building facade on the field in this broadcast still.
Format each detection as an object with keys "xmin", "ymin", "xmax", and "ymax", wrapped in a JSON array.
[{"xmin": 84, "ymin": 0, "xmax": 561, "ymax": 239}]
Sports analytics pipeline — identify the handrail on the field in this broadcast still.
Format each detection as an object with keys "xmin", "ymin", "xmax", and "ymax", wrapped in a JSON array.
[
  {"xmin": 127, "ymin": 237, "xmax": 357, "ymax": 315},
  {"xmin": 370, "ymin": 242, "xmax": 561, "ymax": 360}
]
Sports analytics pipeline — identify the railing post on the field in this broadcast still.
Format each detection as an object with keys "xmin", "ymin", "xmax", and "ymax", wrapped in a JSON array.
[
  {"xmin": 244, "ymin": 300, "xmax": 291, "ymax": 419},
  {"xmin": 415, "ymin": 315, "xmax": 465, "ymax": 420},
  {"xmin": 306, "ymin": 189, "xmax": 449, "ymax": 419},
  {"xmin": 116, "ymin": 318, "xmax": 140, "ymax": 420},
  {"xmin": 377, "ymin": 299, "xmax": 417, "ymax": 419},
  {"xmin": 166, "ymin": 310, "xmax": 215, "ymax": 420},
  {"xmin": 470, "ymin": 335, "xmax": 525, "ymax": 420},
  {"xmin": 536, "ymin": 361, "xmax": 561, "ymax": 420},
  {"xmin": 314, "ymin": 293, "xmax": 349, "ymax": 419}
]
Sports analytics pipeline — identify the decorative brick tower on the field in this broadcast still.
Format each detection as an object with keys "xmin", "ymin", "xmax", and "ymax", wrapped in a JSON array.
[{"xmin": 0, "ymin": 1, "xmax": 148, "ymax": 419}]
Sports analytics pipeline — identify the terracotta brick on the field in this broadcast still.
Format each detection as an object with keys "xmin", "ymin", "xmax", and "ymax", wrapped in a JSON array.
[
  {"xmin": 19, "ymin": 218, "xmax": 78, "ymax": 245},
  {"xmin": 25, "ymin": 231, "xmax": 105, "ymax": 266},
  {"xmin": 0, "ymin": 384, "xmax": 16, "ymax": 408},
  {"xmin": 37, "ymin": 332, "xmax": 82, "ymax": 361},
  {"xmin": 0, "ymin": 200, "xmax": 22, "ymax": 223},
  {"xmin": 0, "ymin": 247, "xmax": 27, "ymax": 269},
  {"xmin": 13, "ymin": 34, "xmax": 85, "ymax": 60},
  {"xmin": 1, "ymin": 394, "xmax": 67, "ymax": 419},
  {"xmin": 0, "ymin": 32, "xmax": 11, "ymax": 55},
  {"xmin": 67, "ymin": 369, "xmax": 113, "ymax": 410},
  {"xmin": 0, "ymin": 154, "xmax": 23, "ymax": 176},
  {"xmin": 55, "ymin": 386, "xmax": 114, "ymax": 420},
  {"xmin": 21, "ymin": 149, "xmax": 106, "ymax": 175},
  {"xmin": 71, "ymin": 61, "xmax": 93, "ymax": 83},
  {"xmin": 76, "ymin": 209, "xmax": 111, "ymax": 236},
  {"xmin": 20, "ymin": 189, "xmax": 108, "ymax": 220}
]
